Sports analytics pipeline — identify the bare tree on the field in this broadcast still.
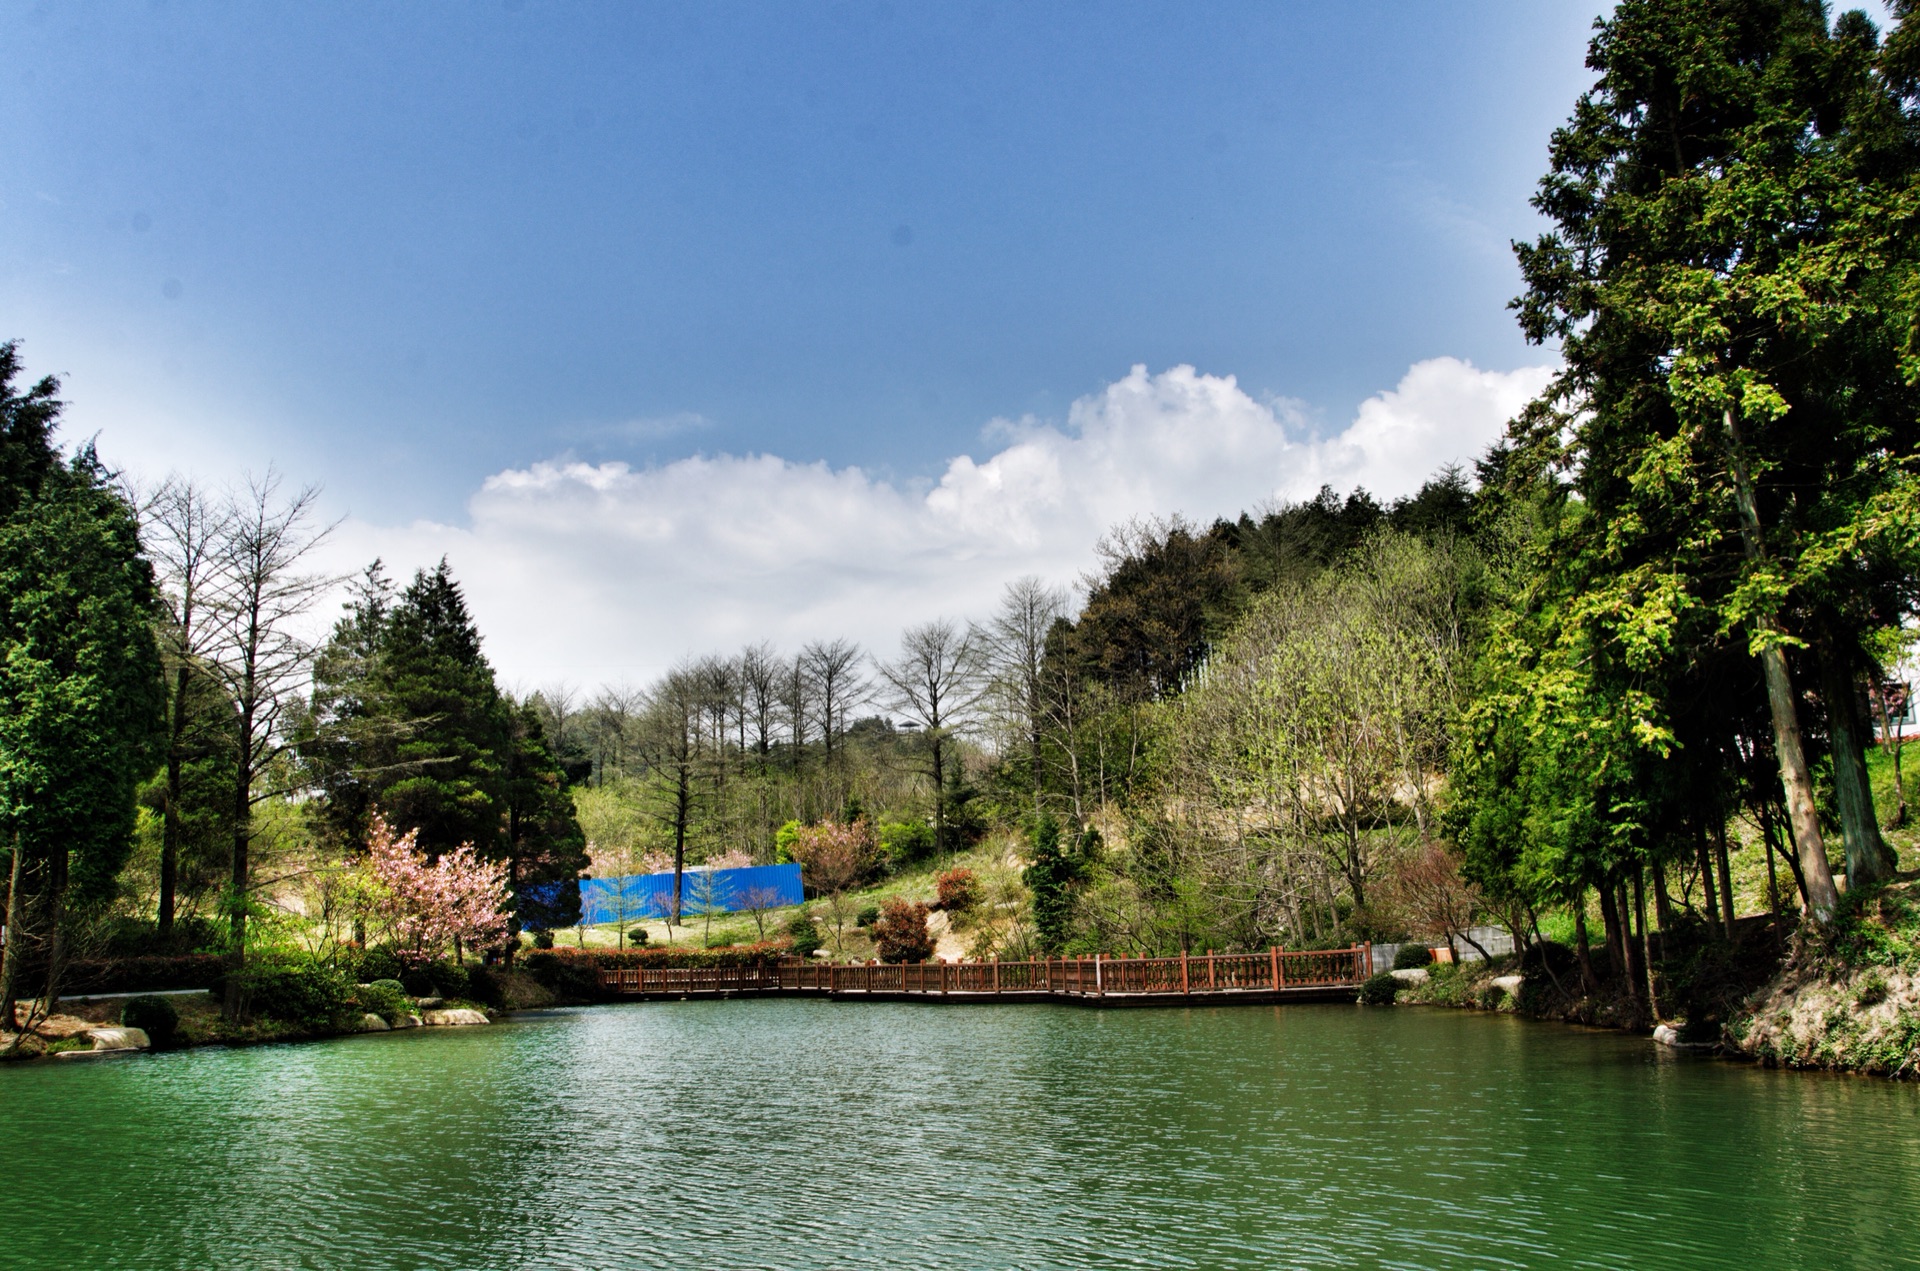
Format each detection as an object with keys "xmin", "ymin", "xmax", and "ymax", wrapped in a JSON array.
[
  {"xmin": 802, "ymin": 638, "xmax": 866, "ymax": 764},
  {"xmin": 143, "ymin": 477, "xmax": 231, "ymax": 941},
  {"xmin": 639, "ymin": 665, "xmax": 703, "ymax": 922},
  {"xmin": 783, "ymin": 654, "xmax": 814, "ymax": 777},
  {"xmin": 979, "ymin": 577, "xmax": 1066, "ymax": 813},
  {"xmin": 205, "ymin": 472, "xmax": 335, "ymax": 1013},
  {"xmin": 739, "ymin": 642, "xmax": 782, "ymax": 771},
  {"xmin": 877, "ymin": 619, "xmax": 986, "ymax": 855},
  {"xmin": 585, "ymin": 683, "xmax": 641, "ymax": 784}
]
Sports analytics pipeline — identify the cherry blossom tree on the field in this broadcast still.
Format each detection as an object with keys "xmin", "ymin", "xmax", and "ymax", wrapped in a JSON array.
[{"xmin": 365, "ymin": 815, "xmax": 510, "ymax": 967}]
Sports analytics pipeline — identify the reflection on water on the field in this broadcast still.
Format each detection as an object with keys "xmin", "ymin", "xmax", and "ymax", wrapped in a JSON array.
[{"xmin": 5, "ymin": 1001, "xmax": 1918, "ymax": 1269}]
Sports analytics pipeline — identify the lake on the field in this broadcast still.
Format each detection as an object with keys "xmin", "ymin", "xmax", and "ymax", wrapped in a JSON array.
[{"xmin": 5, "ymin": 1000, "xmax": 1917, "ymax": 1269}]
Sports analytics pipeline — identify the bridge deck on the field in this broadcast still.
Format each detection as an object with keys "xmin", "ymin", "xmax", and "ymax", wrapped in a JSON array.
[{"xmin": 596, "ymin": 946, "xmax": 1371, "ymax": 1004}]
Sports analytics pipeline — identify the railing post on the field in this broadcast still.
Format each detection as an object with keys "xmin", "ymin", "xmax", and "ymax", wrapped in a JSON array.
[
  {"xmin": 993, "ymin": 956, "xmax": 1000, "ymax": 994},
  {"xmin": 1180, "ymin": 949, "xmax": 1189, "ymax": 995},
  {"xmin": 1270, "ymin": 946, "xmax": 1279, "ymax": 992},
  {"xmin": 1095, "ymin": 953, "xmax": 1103, "ymax": 996}
]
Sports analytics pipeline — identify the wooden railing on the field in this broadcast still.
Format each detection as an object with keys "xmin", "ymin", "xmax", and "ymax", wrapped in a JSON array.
[{"xmin": 598, "ymin": 946, "xmax": 1369, "ymax": 999}]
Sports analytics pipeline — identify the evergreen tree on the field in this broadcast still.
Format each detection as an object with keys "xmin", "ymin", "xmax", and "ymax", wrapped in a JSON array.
[
  {"xmin": 377, "ymin": 560, "xmax": 514, "ymax": 859},
  {"xmin": 502, "ymin": 702, "xmax": 588, "ymax": 939},
  {"xmin": 0, "ymin": 344, "xmax": 164, "ymax": 1023}
]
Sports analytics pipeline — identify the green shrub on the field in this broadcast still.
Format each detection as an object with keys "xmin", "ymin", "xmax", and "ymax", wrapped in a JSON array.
[
  {"xmin": 1393, "ymin": 944, "xmax": 1434, "ymax": 970},
  {"xmin": 358, "ymin": 946, "xmax": 405, "ymax": 984},
  {"xmin": 237, "ymin": 960, "xmax": 358, "ymax": 1031},
  {"xmin": 855, "ymin": 903, "xmax": 881, "ymax": 929},
  {"xmin": 774, "ymin": 819, "xmax": 803, "ymax": 864},
  {"xmin": 1358, "ymin": 972, "xmax": 1400, "ymax": 1006},
  {"xmin": 532, "ymin": 929, "xmax": 556, "ymax": 950},
  {"xmin": 357, "ymin": 979, "xmax": 412, "ymax": 1023},
  {"xmin": 878, "ymin": 819, "xmax": 936, "ymax": 868},
  {"xmin": 120, "ymin": 995, "xmax": 180, "ymax": 1047},
  {"xmin": 786, "ymin": 908, "xmax": 823, "ymax": 957}
]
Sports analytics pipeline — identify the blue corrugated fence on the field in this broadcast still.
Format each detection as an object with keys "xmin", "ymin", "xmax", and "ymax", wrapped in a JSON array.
[{"xmin": 579, "ymin": 863, "xmax": 803, "ymax": 924}]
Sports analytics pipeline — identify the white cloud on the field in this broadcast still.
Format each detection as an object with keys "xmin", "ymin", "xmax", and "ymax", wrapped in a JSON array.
[{"xmin": 326, "ymin": 357, "xmax": 1554, "ymax": 688}]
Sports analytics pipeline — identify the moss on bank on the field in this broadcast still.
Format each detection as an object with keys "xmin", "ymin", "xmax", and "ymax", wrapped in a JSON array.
[
  {"xmin": 1729, "ymin": 879, "xmax": 1920, "ymax": 1078},
  {"xmin": 1388, "ymin": 879, "xmax": 1920, "ymax": 1080}
]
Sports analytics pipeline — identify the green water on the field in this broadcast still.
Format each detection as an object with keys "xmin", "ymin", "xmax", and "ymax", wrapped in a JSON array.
[{"xmin": 4, "ymin": 1001, "xmax": 1917, "ymax": 1270}]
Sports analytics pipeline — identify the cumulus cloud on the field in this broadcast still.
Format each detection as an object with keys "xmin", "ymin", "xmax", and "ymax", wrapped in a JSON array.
[{"xmin": 329, "ymin": 357, "xmax": 1553, "ymax": 687}]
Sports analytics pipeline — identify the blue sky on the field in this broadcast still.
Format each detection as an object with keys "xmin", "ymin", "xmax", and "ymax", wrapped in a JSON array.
[{"xmin": 4, "ymin": 1, "xmax": 1608, "ymax": 682}]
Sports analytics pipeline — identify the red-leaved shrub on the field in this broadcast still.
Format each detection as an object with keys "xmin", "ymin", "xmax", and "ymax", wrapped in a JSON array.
[
  {"xmin": 933, "ymin": 869, "xmax": 978, "ymax": 915},
  {"xmin": 872, "ymin": 898, "xmax": 935, "ymax": 964}
]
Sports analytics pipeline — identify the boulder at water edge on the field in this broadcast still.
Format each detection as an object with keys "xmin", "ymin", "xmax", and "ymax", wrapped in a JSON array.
[
  {"xmin": 87, "ymin": 1026, "xmax": 150, "ymax": 1052},
  {"xmin": 422, "ymin": 1008, "xmax": 489, "ymax": 1027},
  {"xmin": 361, "ymin": 1013, "xmax": 391, "ymax": 1032},
  {"xmin": 1490, "ymin": 975, "xmax": 1525, "ymax": 1001},
  {"xmin": 1391, "ymin": 968, "xmax": 1429, "ymax": 985}
]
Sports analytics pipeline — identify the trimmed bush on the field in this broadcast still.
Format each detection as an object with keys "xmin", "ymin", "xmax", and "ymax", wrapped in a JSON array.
[
  {"xmin": 1392, "ymin": 944, "xmax": 1435, "ymax": 970},
  {"xmin": 855, "ymin": 904, "xmax": 881, "ymax": 930},
  {"xmin": 236, "ymin": 960, "xmax": 358, "ymax": 1031},
  {"xmin": 357, "ymin": 979, "xmax": 412, "ymax": 1023},
  {"xmin": 933, "ymin": 868, "xmax": 978, "ymax": 915},
  {"xmin": 358, "ymin": 946, "xmax": 405, "ymax": 984},
  {"xmin": 786, "ymin": 909, "xmax": 823, "ymax": 958},
  {"xmin": 872, "ymin": 898, "xmax": 935, "ymax": 964},
  {"xmin": 532, "ymin": 929, "xmax": 556, "ymax": 949},
  {"xmin": 120, "ymin": 995, "xmax": 180, "ymax": 1048},
  {"xmin": 1358, "ymin": 972, "xmax": 1400, "ymax": 1006}
]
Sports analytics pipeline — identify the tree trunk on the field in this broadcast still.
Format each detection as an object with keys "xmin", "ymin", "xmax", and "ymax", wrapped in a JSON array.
[
  {"xmin": 1714, "ymin": 819, "xmax": 1736, "ymax": 934},
  {"xmin": 1634, "ymin": 867, "xmax": 1657, "ymax": 1018},
  {"xmin": 1652, "ymin": 858, "xmax": 1676, "ymax": 938},
  {"xmin": 1872, "ymin": 679, "xmax": 1909, "ymax": 829},
  {"xmin": 225, "ymin": 702, "xmax": 255, "ymax": 1020},
  {"xmin": 1573, "ymin": 900, "xmax": 1597, "ymax": 994},
  {"xmin": 1762, "ymin": 799, "xmax": 1808, "ymax": 910},
  {"xmin": 1723, "ymin": 408, "xmax": 1841, "ymax": 922},
  {"xmin": 0, "ymin": 839, "xmax": 26, "ymax": 1034},
  {"xmin": 159, "ymin": 664, "xmax": 192, "ymax": 942},
  {"xmin": 1616, "ymin": 878, "xmax": 1644, "ymax": 1008},
  {"xmin": 1696, "ymin": 829, "xmax": 1721, "ymax": 939},
  {"xmin": 1820, "ymin": 632, "xmax": 1895, "ymax": 889},
  {"xmin": 1598, "ymin": 881, "xmax": 1626, "ymax": 985}
]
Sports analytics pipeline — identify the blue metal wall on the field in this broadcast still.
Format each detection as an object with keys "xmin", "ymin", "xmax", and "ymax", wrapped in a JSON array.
[{"xmin": 578, "ymin": 863, "xmax": 803, "ymax": 924}]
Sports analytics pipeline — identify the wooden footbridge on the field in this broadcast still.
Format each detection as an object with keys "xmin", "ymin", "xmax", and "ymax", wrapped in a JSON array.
[{"xmin": 598, "ymin": 945, "xmax": 1372, "ymax": 1006}]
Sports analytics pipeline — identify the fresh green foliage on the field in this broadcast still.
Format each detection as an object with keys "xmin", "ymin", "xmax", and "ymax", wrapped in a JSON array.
[{"xmin": 878, "ymin": 818, "xmax": 935, "ymax": 867}]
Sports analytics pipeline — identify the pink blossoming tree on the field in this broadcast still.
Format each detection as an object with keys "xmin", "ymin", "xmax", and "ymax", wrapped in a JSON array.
[{"xmin": 366, "ymin": 815, "xmax": 510, "ymax": 967}]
